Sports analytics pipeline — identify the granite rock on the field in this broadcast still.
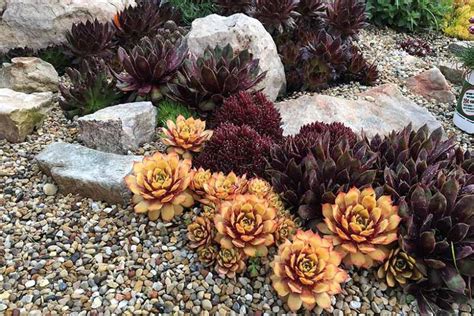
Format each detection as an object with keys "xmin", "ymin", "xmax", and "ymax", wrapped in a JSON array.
[{"xmin": 405, "ymin": 68, "xmax": 456, "ymax": 103}]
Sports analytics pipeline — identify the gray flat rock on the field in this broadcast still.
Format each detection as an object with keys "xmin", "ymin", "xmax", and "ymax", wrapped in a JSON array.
[{"xmin": 35, "ymin": 142, "xmax": 143, "ymax": 204}]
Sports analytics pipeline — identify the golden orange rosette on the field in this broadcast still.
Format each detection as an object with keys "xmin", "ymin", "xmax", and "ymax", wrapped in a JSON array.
[
  {"xmin": 187, "ymin": 216, "xmax": 214, "ymax": 249},
  {"xmin": 161, "ymin": 115, "xmax": 213, "ymax": 159},
  {"xmin": 201, "ymin": 171, "xmax": 247, "ymax": 207},
  {"xmin": 214, "ymin": 194, "xmax": 277, "ymax": 257},
  {"xmin": 317, "ymin": 187, "xmax": 401, "ymax": 268},
  {"xmin": 189, "ymin": 167, "xmax": 212, "ymax": 199},
  {"xmin": 197, "ymin": 245, "xmax": 218, "ymax": 267},
  {"xmin": 270, "ymin": 230, "xmax": 348, "ymax": 312},
  {"xmin": 215, "ymin": 248, "xmax": 246, "ymax": 278},
  {"xmin": 124, "ymin": 152, "xmax": 194, "ymax": 222},
  {"xmin": 274, "ymin": 216, "xmax": 297, "ymax": 244}
]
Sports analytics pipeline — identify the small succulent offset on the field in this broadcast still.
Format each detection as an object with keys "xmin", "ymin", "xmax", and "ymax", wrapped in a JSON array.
[
  {"xmin": 212, "ymin": 91, "xmax": 284, "ymax": 141},
  {"xmin": 377, "ymin": 247, "xmax": 424, "ymax": 287},
  {"xmin": 400, "ymin": 178, "xmax": 474, "ymax": 315},
  {"xmin": 317, "ymin": 187, "xmax": 401, "ymax": 268},
  {"xmin": 400, "ymin": 38, "xmax": 432, "ymax": 57},
  {"xmin": 193, "ymin": 123, "xmax": 273, "ymax": 178},
  {"xmin": 59, "ymin": 58, "xmax": 123, "ymax": 119},
  {"xmin": 66, "ymin": 19, "xmax": 115, "ymax": 60},
  {"xmin": 167, "ymin": 44, "xmax": 266, "ymax": 116},
  {"xmin": 161, "ymin": 115, "xmax": 213, "ymax": 159},
  {"xmin": 199, "ymin": 171, "xmax": 248, "ymax": 207},
  {"xmin": 124, "ymin": 152, "xmax": 194, "ymax": 222},
  {"xmin": 215, "ymin": 194, "xmax": 278, "ymax": 257},
  {"xmin": 215, "ymin": 247, "xmax": 246, "ymax": 278},
  {"xmin": 115, "ymin": 36, "xmax": 188, "ymax": 101},
  {"xmin": 187, "ymin": 216, "xmax": 215, "ymax": 249},
  {"xmin": 270, "ymin": 230, "xmax": 348, "ymax": 312}
]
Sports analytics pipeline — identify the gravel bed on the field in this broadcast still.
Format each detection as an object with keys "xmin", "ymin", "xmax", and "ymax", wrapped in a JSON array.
[{"xmin": 0, "ymin": 26, "xmax": 473, "ymax": 315}]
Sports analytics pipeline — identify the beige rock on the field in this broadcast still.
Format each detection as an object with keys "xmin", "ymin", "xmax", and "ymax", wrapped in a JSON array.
[
  {"xmin": 405, "ymin": 68, "xmax": 456, "ymax": 104},
  {"xmin": 275, "ymin": 83, "xmax": 442, "ymax": 137},
  {"xmin": 186, "ymin": 14, "xmax": 286, "ymax": 101},
  {"xmin": 35, "ymin": 142, "xmax": 143, "ymax": 204},
  {"xmin": 0, "ymin": 57, "xmax": 59, "ymax": 93},
  {"xmin": 0, "ymin": 0, "xmax": 135, "ymax": 52},
  {"xmin": 0, "ymin": 88, "xmax": 54, "ymax": 142}
]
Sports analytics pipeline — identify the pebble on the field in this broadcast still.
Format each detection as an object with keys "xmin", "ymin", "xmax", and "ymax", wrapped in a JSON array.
[
  {"xmin": 43, "ymin": 183, "xmax": 58, "ymax": 196},
  {"xmin": 202, "ymin": 299, "xmax": 212, "ymax": 311},
  {"xmin": 25, "ymin": 280, "xmax": 36, "ymax": 288}
]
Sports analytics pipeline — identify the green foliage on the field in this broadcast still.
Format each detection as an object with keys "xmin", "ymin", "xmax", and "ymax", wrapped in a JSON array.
[
  {"xmin": 169, "ymin": 0, "xmax": 216, "ymax": 25},
  {"xmin": 456, "ymin": 45, "xmax": 474, "ymax": 70},
  {"xmin": 157, "ymin": 99, "xmax": 195, "ymax": 127},
  {"xmin": 366, "ymin": 0, "xmax": 453, "ymax": 32}
]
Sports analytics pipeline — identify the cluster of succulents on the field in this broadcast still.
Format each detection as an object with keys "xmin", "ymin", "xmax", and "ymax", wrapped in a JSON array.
[{"xmin": 213, "ymin": 0, "xmax": 377, "ymax": 92}]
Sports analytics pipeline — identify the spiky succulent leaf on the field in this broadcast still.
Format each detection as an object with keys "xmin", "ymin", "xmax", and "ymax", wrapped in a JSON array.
[
  {"xmin": 295, "ymin": 0, "xmax": 327, "ymax": 31},
  {"xmin": 345, "ymin": 46, "xmax": 379, "ymax": 85},
  {"xmin": 59, "ymin": 58, "xmax": 123, "ymax": 119},
  {"xmin": 66, "ymin": 19, "xmax": 115, "ymax": 60},
  {"xmin": 167, "ymin": 44, "xmax": 266, "ymax": 116},
  {"xmin": 115, "ymin": 35, "xmax": 188, "ymax": 100},
  {"xmin": 400, "ymin": 38, "xmax": 432, "ymax": 57}
]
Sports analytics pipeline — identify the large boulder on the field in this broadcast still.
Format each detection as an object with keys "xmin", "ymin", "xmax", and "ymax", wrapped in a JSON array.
[
  {"xmin": 405, "ymin": 68, "xmax": 456, "ymax": 104},
  {"xmin": 0, "ymin": 88, "xmax": 54, "ymax": 142},
  {"xmin": 36, "ymin": 142, "xmax": 142, "ymax": 204},
  {"xmin": 77, "ymin": 102, "xmax": 157, "ymax": 154},
  {"xmin": 0, "ymin": 0, "xmax": 135, "ymax": 52},
  {"xmin": 186, "ymin": 13, "xmax": 286, "ymax": 101},
  {"xmin": 0, "ymin": 57, "xmax": 59, "ymax": 93},
  {"xmin": 275, "ymin": 84, "xmax": 442, "ymax": 137}
]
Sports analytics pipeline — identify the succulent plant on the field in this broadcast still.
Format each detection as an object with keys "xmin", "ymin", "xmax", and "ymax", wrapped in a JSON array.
[
  {"xmin": 59, "ymin": 58, "xmax": 123, "ymax": 119},
  {"xmin": 298, "ymin": 121, "xmax": 358, "ymax": 148},
  {"xmin": 300, "ymin": 31, "xmax": 348, "ymax": 91},
  {"xmin": 200, "ymin": 171, "xmax": 248, "ymax": 207},
  {"xmin": 377, "ymin": 247, "xmax": 424, "ymax": 287},
  {"xmin": 155, "ymin": 20, "xmax": 189, "ymax": 44},
  {"xmin": 113, "ymin": 1, "xmax": 181, "ymax": 47},
  {"xmin": 187, "ymin": 216, "xmax": 215, "ymax": 249},
  {"xmin": 345, "ymin": 46, "xmax": 379, "ymax": 85},
  {"xmin": 212, "ymin": 91, "xmax": 283, "ymax": 141},
  {"xmin": 400, "ymin": 38, "xmax": 432, "ymax": 57},
  {"xmin": 156, "ymin": 98, "xmax": 195, "ymax": 127},
  {"xmin": 215, "ymin": 194, "xmax": 277, "ymax": 256},
  {"xmin": 270, "ymin": 230, "xmax": 348, "ymax": 311},
  {"xmin": 326, "ymin": 0, "xmax": 367, "ymax": 39},
  {"xmin": 66, "ymin": 19, "xmax": 115, "ymax": 60},
  {"xmin": 366, "ymin": 125, "xmax": 458, "ymax": 203},
  {"xmin": 246, "ymin": 178, "xmax": 273, "ymax": 198},
  {"xmin": 296, "ymin": 0, "xmax": 327, "ymax": 31},
  {"xmin": 215, "ymin": 247, "xmax": 246, "ymax": 278},
  {"xmin": 194, "ymin": 123, "xmax": 273, "ymax": 178},
  {"xmin": 189, "ymin": 168, "xmax": 213, "ymax": 199},
  {"xmin": 161, "ymin": 115, "xmax": 213, "ymax": 159},
  {"xmin": 266, "ymin": 132, "xmax": 378, "ymax": 226},
  {"xmin": 317, "ymin": 187, "xmax": 401, "ymax": 268},
  {"xmin": 36, "ymin": 45, "xmax": 74, "ymax": 76},
  {"xmin": 400, "ymin": 178, "xmax": 474, "ymax": 315},
  {"xmin": 167, "ymin": 44, "xmax": 266, "ymax": 116},
  {"xmin": 197, "ymin": 245, "xmax": 219, "ymax": 266},
  {"xmin": 215, "ymin": 0, "xmax": 252, "ymax": 15},
  {"xmin": 124, "ymin": 152, "xmax": 194, "ymax": 222},
  {"xmin": 115, "ymin": 36, "xmax": 188, "ymax": 100},
  {"xmin": 274, "ymin": 216, "xmax": 297, "ymax": 244},
  {"xmin": 254, "ymin": 0, "xmax": 301, "ymax": 34}
]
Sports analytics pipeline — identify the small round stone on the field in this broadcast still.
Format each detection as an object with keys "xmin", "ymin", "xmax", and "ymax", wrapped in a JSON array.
[{"xmin": 43, "ymin": 183, "xmax": 58, "ymax": 196}]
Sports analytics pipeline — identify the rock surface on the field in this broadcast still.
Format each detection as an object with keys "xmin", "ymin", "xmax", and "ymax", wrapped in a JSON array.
[
  {"xmin": 186, "ymin": 13, "xmax": 286, "ymax": 101},
  {"xmin": 35, "ymin": 142, "xmax": 142, "ymax": 204},
  {"xmin": 0, "ymin": 0, "xmax": 135, "ymax": 52},
  {"xmin": 405, "ymin": 68, "xmax": 456, "ymax": 104},
  {"xmin": 275, "ymin": 84, "xmax": 442, "ymax": 137},
  {"xmin": 78, "ymin": 102, "xmax": 156, "ymax": 154},
  {"xmin": 448, "ymin": 41, "xmax": 472, "ymax": 55},
  {"xmin": 0, "ymin": 57, "xmax": 59, "ymax": 93},
  {"xmin": 438, "ymin": 61, "xmax": 464, "ymax": 85},
  {"xmin": 0, "ymin": 88, "xmax": 54, "ymax": 142}
]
